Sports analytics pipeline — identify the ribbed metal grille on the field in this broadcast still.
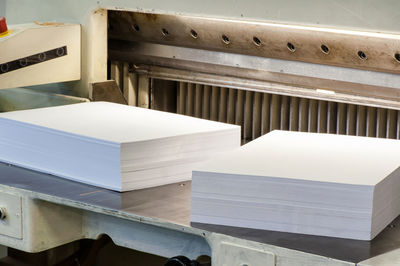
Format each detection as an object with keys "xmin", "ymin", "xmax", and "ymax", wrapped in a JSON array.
[
  {"xmin": 110, "ymin": 61, "xmax": 400, "ymax": 142},
  {"xmin": 175, "ymin": 82, "xmax": 400, "ymax": 142}
]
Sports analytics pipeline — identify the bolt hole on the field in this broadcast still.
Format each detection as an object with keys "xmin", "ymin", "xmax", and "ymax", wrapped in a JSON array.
[
  {"xmin": 0, "ymin": 63, "xmax": 9, "ymax": 73},
  {"xmin": 161, "ymin": 28, "xmax": 169, "ymax": 36},
  {"xmin": 358, "ymin": 50, "xmax": 367, "ymax": 60},
  {"xmin": 0, "ymin": 208, "xmax": 6, "ymax": 220},
  {"xmin": 395, "ymin": 53, "xmax": 400, "ymax": 63},
  {"xmin": 222, "ymin": 34, "xmax": 230, "ymax": 45},
  {"xmin": 56, "ymin": 47, "xmax": 65, "ymax": 57},
  {"xmin": 128, "ymin": 63, "xmax": 135, "ymax": 73},
  {"xmin": 321, "ymin": 44, "xmax": 330, "ymax": 54},
  {"xmin": 38, "ymin": 53, "xmax": 46, "ymax": 62},
  {"xmin": 132, "ymin": 24, "xmax": 140, "ymax": 32},
  {"xmin": 253, "ymin": 36, "xmax": 261, "ymax": 46},
  {"xmin": 19, "ymin": 58, "xmax": 28, "ymax": 67},
  {"xmin": 190, "ymin": 29, "xmax": 198, "ymax": 39},
  {"xmin": 287, "ymin": 42, "xmax": 296, "ymax": 52}
]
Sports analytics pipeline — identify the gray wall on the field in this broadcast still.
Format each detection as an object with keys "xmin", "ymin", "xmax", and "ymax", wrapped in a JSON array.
[
  {"xmin": 0, "ymin": 1, "xmax": 5, "ymax": 17},
  {"xmin": 2, "ymin": 0, "xmax": 400, "ymax": 33}
]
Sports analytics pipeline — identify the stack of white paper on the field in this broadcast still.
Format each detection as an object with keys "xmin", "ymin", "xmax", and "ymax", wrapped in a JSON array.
[
  {"xmin": 0, "ymin": 102, "xmax": 240, "ymax": 192},
  {"xmin": 191, "ymin": 130, "xmax": 400, "ymax": 240}
]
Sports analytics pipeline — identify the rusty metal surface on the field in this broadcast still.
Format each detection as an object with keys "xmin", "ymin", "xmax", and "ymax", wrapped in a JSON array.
[
  {"xmin": 108, "ymin": 41, "xmax": 400, "ymax": 106},
  {"xmin": 91, "ymin": 80, "xmax": 128, "ymax": 104},
  {"xmin": 108, "ymin": 11, "xmax": 400, "ymax": 75}
]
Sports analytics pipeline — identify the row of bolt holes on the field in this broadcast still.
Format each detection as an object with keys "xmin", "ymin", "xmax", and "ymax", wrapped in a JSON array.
[
  {"xmin": 131, "ymin": 24, "xmax": 400, "ymax": 63},
  {"xmin": 0, "ymin": 48, "xmax": 66, "ymax": 73}
]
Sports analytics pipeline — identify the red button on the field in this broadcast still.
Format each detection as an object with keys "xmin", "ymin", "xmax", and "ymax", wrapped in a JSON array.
[{"xmin": 0, "ymin": 17, "xmax": 8, "ymax": 34}]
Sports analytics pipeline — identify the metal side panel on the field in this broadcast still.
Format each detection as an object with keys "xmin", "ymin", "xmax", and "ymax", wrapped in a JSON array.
[
  {"xmin": 0, "ymin": 23, "xmax": 81, "ymax": 90},
  {"xmin": 358, "ymin": 249, "xmax": 400, "ymax": 266},
  {"xmin": 0, "ymin": 192, "xmax": 22, "ymax": 239},
  {"xmin": 216, "ymin": 241, "xmax": 276, "ymax": 266},
  {"xmin": 0, "ymin": 185, "xmax": 84, "ymax": 253},
  {"xmin": 23, "ymin": 198, "xmax": 84, "ymax": 253},
  {"xmin": 83, "ymin": 212, "xmax": 211, "ymax": 259}
]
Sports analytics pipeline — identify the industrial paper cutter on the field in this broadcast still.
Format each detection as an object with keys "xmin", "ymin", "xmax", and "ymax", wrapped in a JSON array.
[{"xmin": 2, "ymin": 1, "xmax": 400, "ymax": 265}]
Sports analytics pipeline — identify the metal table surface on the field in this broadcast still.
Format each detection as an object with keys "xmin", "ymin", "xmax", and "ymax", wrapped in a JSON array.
[{"xmin": 0, "ymin": 161, "xmax": 399, "ymax": 264}]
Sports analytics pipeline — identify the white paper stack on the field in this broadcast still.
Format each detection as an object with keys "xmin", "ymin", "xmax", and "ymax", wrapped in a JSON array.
[
  {"xmin": 191, "ymin": 130, "xmax": 400, "ymax": 240},
  {"xmin": 0, "ymin": 102, "xmax": 240, "ymax": 191}
]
